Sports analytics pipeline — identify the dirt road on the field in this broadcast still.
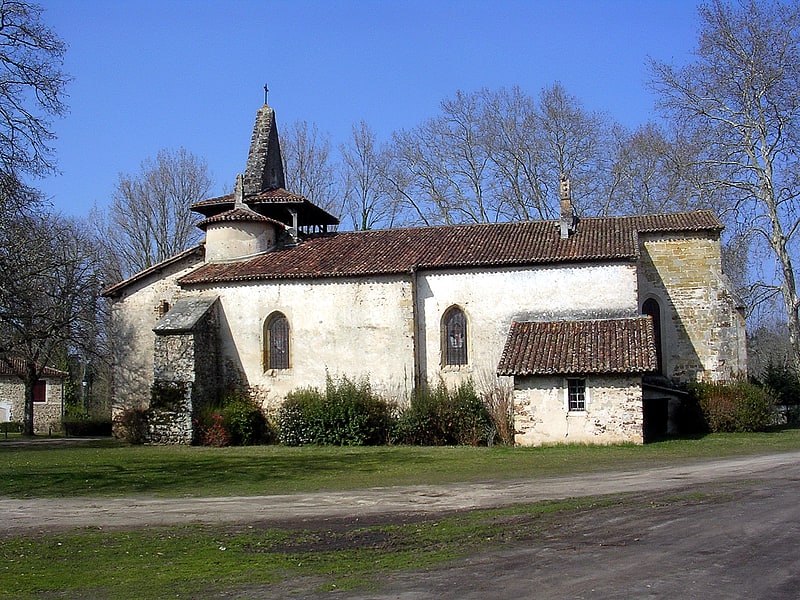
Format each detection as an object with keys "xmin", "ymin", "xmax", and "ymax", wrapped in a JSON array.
[{"xmin": 1, "ymin": 451, "xmax": 797, "ymax": 534}]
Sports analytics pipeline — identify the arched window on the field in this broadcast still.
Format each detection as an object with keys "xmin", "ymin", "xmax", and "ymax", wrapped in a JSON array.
[
  {"xmin": 264, "ymin": 312, "xmax": 290, "ymax": 370},
  {"xmin": 442, "ymin": 306, "xmax": 468, "ymax": 366},
  {"xmin": 642, "ymin": 298, "xmax": 663, "ymax": 374}
]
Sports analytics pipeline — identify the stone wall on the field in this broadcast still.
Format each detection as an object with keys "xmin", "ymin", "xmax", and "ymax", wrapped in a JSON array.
[
  {"xmin": 638, "ymin": 231, "xmax": 746, "ymax": 383},
  {"xmin": 0, "ymin": 377, "xmax": 63, "ymax": 433},
  {"xmin": 513, "ymin": 374, "xmax": 644, "ymax": 446},
  {"xmin": 109, "ymin": 252, "xmax": 204, "ymax": 422},
  {"xmin": 150, "ymin": 307, "xmax": 220, "ymax": 444}
]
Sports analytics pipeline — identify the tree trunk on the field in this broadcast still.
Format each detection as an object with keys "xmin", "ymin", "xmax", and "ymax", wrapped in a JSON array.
[
  {"xmin": 773, "ymin": 223, "xmax": 800, "ymax": 373},
  {"xmin": 23, "ymin": 364, "xmax": 36, "ymax": 436}
]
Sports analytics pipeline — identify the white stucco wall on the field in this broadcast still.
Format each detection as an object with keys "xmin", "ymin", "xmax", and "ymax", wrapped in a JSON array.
[
  {"xmin": 109, "ymin": 254, "xmax": 204, "ymax": 417},
  {"xmin": 513, "ymin": 374, "xmax": 644, "ymax": 446},
  {"xmin": 204, "ymin": 222, "xmax": 277, "ymax": 263},
  {"xmin": 206, "ymin": 275, "xmax": 416, "ymax": 409},
  {"xmin": 416, "ymin": 262, "xmax": 639, "ymax": 388},
  {"xmin": 111, "ymin": 257, "xmax": 640, "ymax": 423}
]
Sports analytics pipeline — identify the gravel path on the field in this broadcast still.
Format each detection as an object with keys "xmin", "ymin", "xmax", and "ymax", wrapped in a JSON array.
[{"xmin": 1, "ymin": 451, "xmax": 797, "ymax": 534}]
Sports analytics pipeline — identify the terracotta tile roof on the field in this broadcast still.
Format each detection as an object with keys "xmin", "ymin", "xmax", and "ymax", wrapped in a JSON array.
[
  {"xmin": 497, "ymin": 317, "xmax": 657, "ymax": 376},
  {"xmin": 631, "ymin": 211, "xmax": 722, "ymax": 232},
  {"xmin": 197, "ymin": 207, "xmax": 285, "ymax": 230},
  {"xmin": 0, "ymin": 358, "xmax": 68, "ymax": 378},
  {"xmin": 191, "ymin": 192, "xmax": 235, "ymax": 209},
  {"xmin": 190, "ymin": 188, "xmax": 340, "ymax": 227},
  {"xmin": 102, "ymin": 245, "xmax": 205, "ymax": 298},
  {"xmin": 179, "ymin": 211, "xmax": 720, "ymax": 285},
  {"xmin": 191, "ymin": 188, "xmax": 313, "ymax": 208},
  {"xmin": 249, "ymin": 188, "xmax": 310, "ymax": 203}
]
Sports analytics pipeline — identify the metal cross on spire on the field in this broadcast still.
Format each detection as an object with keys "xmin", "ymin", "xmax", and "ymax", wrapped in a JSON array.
[{"xmin": 264, "ymin": 83, "xmax": 269, "ymax": 105}]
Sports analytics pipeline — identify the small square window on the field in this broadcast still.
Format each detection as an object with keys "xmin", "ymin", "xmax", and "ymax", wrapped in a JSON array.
[{"xmin": 567, "ymin": 378, "xmax": 586, "ymax": 412}]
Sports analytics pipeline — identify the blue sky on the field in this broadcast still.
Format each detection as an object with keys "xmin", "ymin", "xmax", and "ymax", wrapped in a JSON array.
[{"xmin": 36, "ymin": 0, "xmax": 700, "ymax": 217}]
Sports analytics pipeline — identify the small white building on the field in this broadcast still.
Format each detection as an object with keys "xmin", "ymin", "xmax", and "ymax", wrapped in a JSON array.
[{"xmin": 103, "ymin": 101, "xmax": 747, "ymax": 445}]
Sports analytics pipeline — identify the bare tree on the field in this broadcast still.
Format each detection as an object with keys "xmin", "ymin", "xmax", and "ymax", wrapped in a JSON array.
[
  {"xmin": 0, "ymin": 203, "xmax": 103, "ymax": 435},
  {"xmin": 483, "ymin": 86, "xmax": 550, "ymax": 221},
  {"xmin": 0, "ymin": 1, "xmax": 69, "ymax": 178},
  {"xmin": 281, "ymin": 120, "xmax": 341, "ymax": 217},
  {"xmin": 390, "ymin": 90, "xmax": 498, "ymax": 225},
  {"xmin": 104, "ymin": 148, "xmax": 211, "ymax": 279},
  {"xmin": 340, "ymin": 121, "xmax": 400, "ymax": 230},
  {"xmin": 536, "ymin": 83, "xmax": 615, "ymax": 216},
  {"xmin": 387, "ymin": 86, "xmax": 616, "ymax": 225},
  {"xmin": 651, "ymin": 0, "xmax": 800, "ymax": 369},
  {"xmin": 608, "ymin": 122, "xmax": 706, "ymax": 215}
]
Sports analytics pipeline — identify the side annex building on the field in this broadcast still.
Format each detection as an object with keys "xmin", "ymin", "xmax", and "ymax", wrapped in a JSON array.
[{"xmin": 103, "ymin": 101, "xmax": 747, "ymax": 446}]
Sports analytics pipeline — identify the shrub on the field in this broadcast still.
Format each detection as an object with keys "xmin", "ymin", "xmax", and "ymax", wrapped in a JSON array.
[
  {"xmin": 278, "ymin": 375, "xmax": 393, "ymax": 446},
  {"xmin": 150, "ymin": 382, "xmax": 187, "ymax": 412},
  {"xmin": 480, "ymin": 379, "xmax": 515, "ymax": 446},
  {"xmin": 394, "ymin": 380, "xmax": 493, "ymax": 446},
  {"xmin": 278, "ymin": 387, "xmax": 323, "ymax": 446},
  {"xmin": 194, "ymin": 390, "xmax": 273, "ymax": 447},
  {"xmin": 195, "ymin": 412, "xmax": 231, "ymax": 447},
  {"xmin": 761, "ymin": 362, "xmax": 800, "ymax": 425},
  {"xmin": 220, "ymin": 391, "xmax": 271, "ymax": 445},
  {"xmin": 691, "ymin": 380, "xmax": 776, "ymax": 433},
  {"xmin": 115, "ymin": 407, "xmax": 148, "ymax": 444},
  {"xmin": 1, "ymin": 421, "xmax": 22, "ymax": 435}
]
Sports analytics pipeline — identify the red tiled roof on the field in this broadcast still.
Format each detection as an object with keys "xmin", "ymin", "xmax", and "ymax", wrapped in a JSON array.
[
  {"xmin": 0, "ymin": 358, "xmax": 68, "ymax": 378},
  {"xmin": 497, "ymin": 317, "xmax": 657, "ymax": 376},
  {"xmin": 179, "ymin": 211, "xmax": 721, "ymax": 285},
  {"xmin": 190, "ymin": 188, "xmax": 340, "ymax": 227},
  {"xmin": 197, "ymin": 207, "xmax": 285, "ymax": 230},
  {"xmin": 101, "ymin": 245, "xmax": 205, "ymax": 298},
  {"xmin": 191, "ymin": 188, "xmax": 310, "ymax": 209},
  {"xmin": 632, "ymin": 211, "xmax": 723, "ymax": 233},
  {"xmin": 191, "ymin": 192, "xmax": 235, "ymax": 208},
  {"xmin": 248, "ymin": 188, "xmax": 310, "ymax": 203}
]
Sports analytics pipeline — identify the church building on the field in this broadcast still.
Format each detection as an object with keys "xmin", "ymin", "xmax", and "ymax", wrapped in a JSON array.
[{"xmin": 103, "ymin": 101, "xmax": 747, "ymax": 446}]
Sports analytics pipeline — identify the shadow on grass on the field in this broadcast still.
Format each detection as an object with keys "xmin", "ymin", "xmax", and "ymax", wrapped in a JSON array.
[
  {"xmin": 646, "ymin": 423, "xmax": 800, "ymax": 444},
  {"xmin": 2, "ymin": 427, "xmax": 799, "ymax": 499},
  {"xmin": 0, "ymin": 444, "xmax": 455, "ymax": 498}
]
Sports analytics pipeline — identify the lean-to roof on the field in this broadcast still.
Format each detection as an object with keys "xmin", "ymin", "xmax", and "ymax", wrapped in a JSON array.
[{"xmin": 497, "ymin": 317, "xmax": 658, "ymax": 376}]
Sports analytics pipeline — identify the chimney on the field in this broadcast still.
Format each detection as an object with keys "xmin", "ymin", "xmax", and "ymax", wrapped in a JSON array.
[
  {"xmin": 234, "ymin": 174, "xmax": 245, "ymax": 208},
  {"xmin": 288, "ymin": 208, "xmax": 299, "ymax": 242},
  {"xmin": 559, "ymin": 174, "xmax": 577, "ymax": 239}
]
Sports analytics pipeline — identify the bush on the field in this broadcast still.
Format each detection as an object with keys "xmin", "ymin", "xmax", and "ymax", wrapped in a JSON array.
[
  {"xmin": 194, "ymin": 390, "xmax": 273, "ymax": 447},
  {"xmin": 277, "ymin": 387, "xmax": 323, "ymax": 446},
  {"xmin": 394, "ymin": 380, "xmax": 493, "ymax": 446},
  {"xmin": 221, "ymin": 391, "xmax": 271, "ymax": 445},
  {"xmin": 1, "ymin": 421, "xmax": 22, "ymax": 435},
  {"xmin": 278, "ymin": 375, "xmax": 393, "ymax": 446},
  {"xmin": 150, "ymin": 382, "xmax": 187, "ymax": 412},
  {"xmin": 194, "ymin": 411, "xmax": 231, "ymax": 447},
  {"xmin": 761, "ymin": 362, "xmax": 800, "ymax": 422},
  {"xmin": 691, "ymin": 380, "xmax": 776, "ymax": 433},
  {"xmin": 115, "ymin": 407, "xmax": 148, "ymax": 444},
  {"xmin": 480, "ymin": 379, "xmax": 515, "ymax": 446}
]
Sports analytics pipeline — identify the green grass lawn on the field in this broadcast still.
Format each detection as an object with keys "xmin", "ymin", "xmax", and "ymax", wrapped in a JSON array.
[
  {"xmin": 1, "ymin": 429, "xmax": 798, "ymax": 598},
  {"xmin": 1, "ymin": 427, "xmax": 799, "ymax": 499},
  {"xmin": 0, "ymin": 495, "xmax": 624, "ymax": 599}
]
